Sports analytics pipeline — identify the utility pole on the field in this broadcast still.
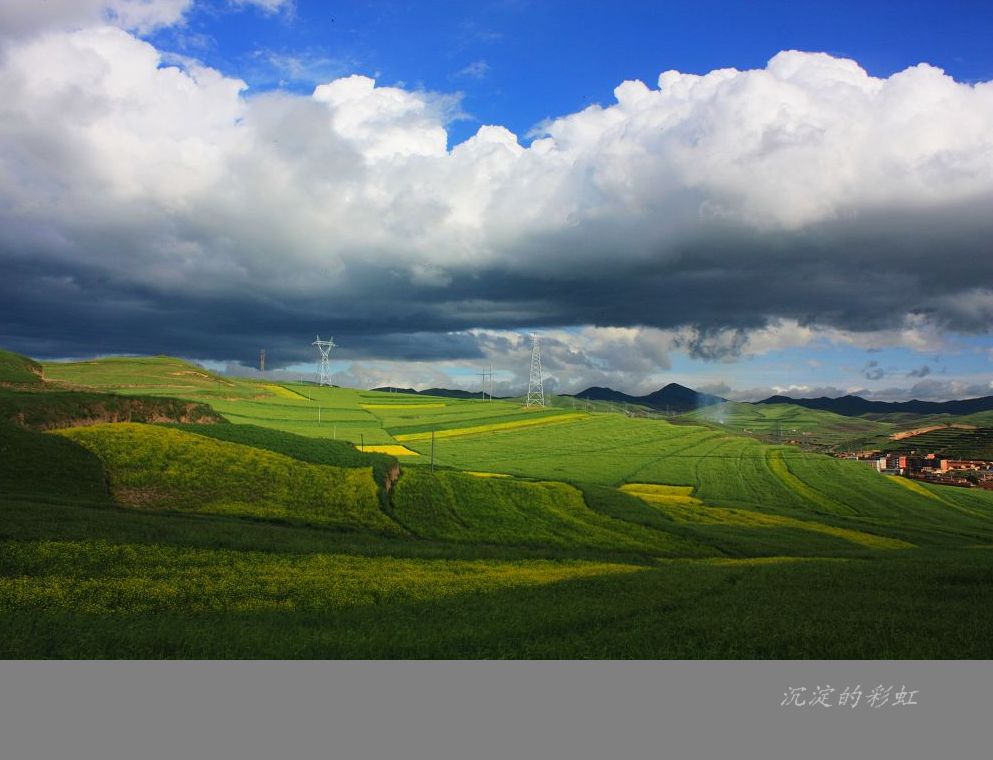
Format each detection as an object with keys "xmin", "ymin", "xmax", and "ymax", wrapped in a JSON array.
[
  {"xmin": 477, "ymin": 365, "xmax": 494, "ymax": 401},
  {"xmin": 259, "ymin": 349, "xmax": 265, "ymax": 378}
]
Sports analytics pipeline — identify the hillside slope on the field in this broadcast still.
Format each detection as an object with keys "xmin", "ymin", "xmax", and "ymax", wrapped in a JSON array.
[
  {"xmin": 43, "ymin": 354, "xmax": 235, "ymax": 393},
  {"xmin": 55, "ymin": 424, "xmax": 401, "ymax": 535},
  {"xmin": 0, "ymin": 349, "xmax": 44, "ymax": 385},
  {"xmin": 0, "ymin": 422, "xmax": 111, "ymax": 504},
  {"xmin": 1, "ymin": 390, "xmax": 223, "ymax": 430},
  {"xmin": 393, "ymin": 468, "xmax": 715, "ymax": 557}
]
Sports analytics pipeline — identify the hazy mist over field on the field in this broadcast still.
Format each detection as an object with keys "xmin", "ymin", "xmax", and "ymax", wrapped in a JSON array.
[{"xmin": 1, "ymin": 0, "xmax": 992, "ymax": 398}]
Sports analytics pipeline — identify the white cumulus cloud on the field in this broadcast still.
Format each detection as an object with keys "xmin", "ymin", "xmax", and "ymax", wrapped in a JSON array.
[{"xmin": 0, "ymin": 0, "xmax": 193, "ymax": 37}]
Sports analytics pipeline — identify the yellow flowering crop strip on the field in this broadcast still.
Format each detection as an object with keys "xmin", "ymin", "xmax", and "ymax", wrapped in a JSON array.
[
  {"xmin": 886, "ymin": 475, "xmax": 989, "ymax": 519},
  {"xmin": 395, "ymin": 412, "xmax": 587, "ymax": 442},
  {"xmin": 264, "ymin": 384, "xmax": 311, "ymax": 401},
  {"xmin": 361, "ymin": 445, "xmax": 420, "ymax": 456},
  {"xmin": 766, "ymin": 449, "xmax": 855, "ymax": 515},
  {"xmin": 621, "ymin": 483, "xmax": 912, "ymax": 550}
]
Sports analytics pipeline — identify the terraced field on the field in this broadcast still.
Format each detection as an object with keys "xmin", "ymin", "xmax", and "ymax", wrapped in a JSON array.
[{"xmin": 878, "ymin": 425, "xmax": 993, "ymax": 459}]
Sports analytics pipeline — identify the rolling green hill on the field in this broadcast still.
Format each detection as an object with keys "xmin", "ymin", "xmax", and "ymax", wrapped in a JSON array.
[
  {"xmin": 55, "ymin": 424, "xmax": 401, "ymax": 535},
  {"xmin": 170, "ymin": 423, "xmax": 399, "ymax": 483},
  {"xmin": 42, "ymin": 354, "xmax": 232, "ymax": 392},
  {"xmin": 0, "ymin": 349, "xmax": 43, "ymax": 384},
  {"xmin": 679, "ymin": 400, "xmax": 893, "ymax": 448}
]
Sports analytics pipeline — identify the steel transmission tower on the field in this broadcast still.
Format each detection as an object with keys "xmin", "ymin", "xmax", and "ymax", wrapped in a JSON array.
[
  {"xmin": 312, "ymin": 334, "xmax": 336, "ymax": 387},
  {"xmin": 526, "ymin": 333, "xmax": 545, "ymax": 407}
]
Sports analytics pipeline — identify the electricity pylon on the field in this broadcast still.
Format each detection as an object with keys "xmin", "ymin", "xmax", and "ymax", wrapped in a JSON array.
[
  {"xmin": 312, "ymin": 335, "xmax": 335, "ymax": 387},
  {"xmin": 526, "ymin": 333, "xmax": 544, "ymax": 408}
]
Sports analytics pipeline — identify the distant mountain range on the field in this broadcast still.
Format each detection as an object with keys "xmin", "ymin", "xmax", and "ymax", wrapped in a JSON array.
[
  {"xmin": 759, "ymin": 394, "xmax": 993, "ymax": 417},
  {"xmin": 370, "ymin": 382, "xmax": 724, "ymax": 411},
  {"xmin": 565, "ymin": 383, "xmax": 726, "ymax": 413},
  {"xmin": 371, "ymin": 383, "xmax": 993, "ymax": 417}
]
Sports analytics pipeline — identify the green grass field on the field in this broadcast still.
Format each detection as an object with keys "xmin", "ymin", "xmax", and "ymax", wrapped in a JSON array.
[{"xmin": 3, "ymin": 350, "xmax": 993, "ymax": 658}]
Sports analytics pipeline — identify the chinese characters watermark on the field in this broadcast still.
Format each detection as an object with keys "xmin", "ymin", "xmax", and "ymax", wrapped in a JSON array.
[{"xmin": 781, "ymin": 684, "xmax": 918, "ymax": 708}]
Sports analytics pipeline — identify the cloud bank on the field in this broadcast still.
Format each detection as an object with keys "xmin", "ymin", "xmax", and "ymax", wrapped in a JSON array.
[{"xmin": 1, "ymin": 12, "xmax": 992, "ymax": 389}]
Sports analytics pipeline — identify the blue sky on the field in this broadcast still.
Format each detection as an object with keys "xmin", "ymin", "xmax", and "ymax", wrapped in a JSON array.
[
  {"xmin": 1, "ymin": 0, "xmax": 993, "ymax": 399},
  {"xmin": 155, "ymin": 0, "xmax": 993, "ymax": 146}
]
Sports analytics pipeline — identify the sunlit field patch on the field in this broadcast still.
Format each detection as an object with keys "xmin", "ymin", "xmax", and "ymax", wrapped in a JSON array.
[
  {"xmin": 765, "ymin": 449, "xmax": 855, "ymax": 515},
  {"xmin": 621, "ymin": 485, "xmax": 912, "ymax": 550},
  {"xmin": 361, "ymin": 403, "xmax": 446, "ymax": 410},
  {"xmin": 264, "ymin": 384, "xmax": 311, "ymax": 401},
  {"xmin": 886, "ymin": 475, "xmax": 945, "ymax": 502},
  {"xmin": 361, "ymin": 444, "xmax": 419, "ymax": 456},
  {"xmin": 620, "ymin": 483, "xmax": 700, "ymax": 506},
  {"xmin": 395, "ymin": 412, "xmax": 586, "ymax": 441}
]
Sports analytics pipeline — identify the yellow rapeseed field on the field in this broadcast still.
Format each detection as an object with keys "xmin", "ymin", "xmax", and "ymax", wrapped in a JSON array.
[
  {"xmin": 395, "ymin": 412, "xmax": 587, "ymax": 442},
  {"xmin": 264, "ymin": 384, "xmax": 310, "ymax": 401},
  {"xmin": 621, "ymin": 483, "xmax": 912, "ymax": 550},
  {"xmin": 361, "ymin": 444, "xmax": 420, "ymax": 456}
]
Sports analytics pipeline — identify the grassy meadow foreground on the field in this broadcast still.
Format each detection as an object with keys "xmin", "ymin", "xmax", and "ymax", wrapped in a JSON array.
[{"xmin": 3, "ymin": 349, "xmax": 993, "ymax": 657}]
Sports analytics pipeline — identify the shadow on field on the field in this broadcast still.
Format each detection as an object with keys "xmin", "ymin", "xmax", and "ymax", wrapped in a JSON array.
[{"xmin": 5, "ymin": 550, "xmax": 993, "ymax": 659}]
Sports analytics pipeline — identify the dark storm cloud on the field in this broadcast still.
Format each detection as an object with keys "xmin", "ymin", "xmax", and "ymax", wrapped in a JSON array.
[{"xmin": 4, "ymin": 199, "xmax": 993, "ymax": 365}]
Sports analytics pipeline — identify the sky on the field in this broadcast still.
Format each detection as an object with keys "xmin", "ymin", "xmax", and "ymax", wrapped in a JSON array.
[{"xmin": 1, "ymin": 0, "xmax": 993, "ymax": 400}]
